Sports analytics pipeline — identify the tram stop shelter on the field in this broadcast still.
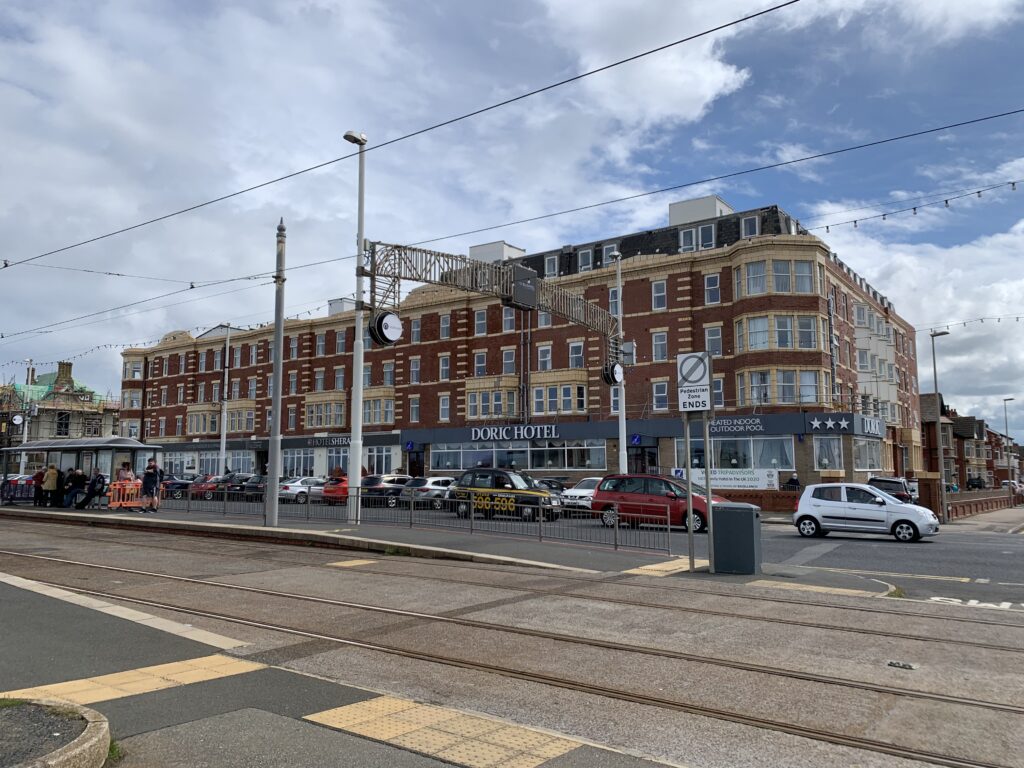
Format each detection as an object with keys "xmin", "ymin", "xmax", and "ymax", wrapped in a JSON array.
[{"xmin": 1, "ymin": 437, "xmax": 159, "ymax": 480}]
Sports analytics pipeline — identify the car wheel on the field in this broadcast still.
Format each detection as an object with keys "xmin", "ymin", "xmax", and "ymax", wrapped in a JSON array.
[
  {"xmin": 171, "ymin": 490, "xmax": 183, "ymax": 500},
  {"xmin": 893, "ymin": 521, "xmax": 920, "ymax": 542},
  {"xmin": 295, "ymin": 492, "xmax": 307, "ymax": 504},
  {"xmin": 203, "ymin": 491, "xmax": 214, "ymax": 501},
  {"xmin": 431, "ymin": 497, "xmax": 443, "ymax": 511},
  {"xmin": 600, "ymin": 506, "xmax": 618, "ymax": 527},
  {"xmin": 690, "ymin": 513, "xmax": 707, "ymax": 534},
  {"xmin": 456, "ymin": 501, "xmax": 471, "ymax": 518},
  {"xmin": 387, "ymin": 495, "xmax": 397, "ymax": 508},
  {"xmin": 796, "ymin": 516, "xmax": 821, "ymax": 537}
]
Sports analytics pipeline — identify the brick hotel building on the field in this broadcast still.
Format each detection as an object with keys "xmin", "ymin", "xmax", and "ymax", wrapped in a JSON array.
[{"xmin": 120, "ymin": 195, "xmax": 923, "ymax": 486}]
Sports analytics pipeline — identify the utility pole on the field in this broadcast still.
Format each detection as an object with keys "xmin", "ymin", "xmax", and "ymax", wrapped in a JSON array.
[
  {"xmin": 18, "ymin": 358, "xmax": 32, "ymax": 475},
  {"xmin": 265, "ymin": 219, "xmax": 286, "ymax": 528},
  {"xmin": 218, "ymin": 325, "xmax": 231, "ymax": 474}
]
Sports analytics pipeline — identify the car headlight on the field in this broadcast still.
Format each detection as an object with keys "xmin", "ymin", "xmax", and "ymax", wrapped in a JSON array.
[{"xmin": 550, "ymin": 497, "xmax": 560, "ymax": 505}]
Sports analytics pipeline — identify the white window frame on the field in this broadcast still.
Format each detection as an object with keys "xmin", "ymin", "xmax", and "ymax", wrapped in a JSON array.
[
  {"xmin": 474, "ymin": 309, "xmax": 487, "ymax": 336},
  {"xmin": 439, "ymin": 395, "xmax": 450, "ymax": 421},
  {"xmin": 704, "ymin": 274, "xmax": 720, "ymax": 304},
  {"xmin": 652, "ymin": 332, "xmax": 668, "ymax": 362},
  {"xmin": 439, "ymin": 355, "xmax": 450, "ymax": 381},
  {"xmin": 474, "ymin": 351, "xmax": 487, "ymax": 376},
  {"xmin": 652, "ymin": 382, "xmax": 669, "ymax": 411},
  {"xmin": 568, "ymin": 342, "xmax": 584, "ymax": 369},
  {"xmin": 440, "ymin": 314, "xmax": 451, "ymax": 339},
  {"xmin": 502, "ymin": 349, "xmax": 515, "ymax": 374},
  {"xmin": 502, "ymin": 307, "xmax": 515, "ymax": 332},
  {"xmin": 698, "ymin": 223, "xmax": 715, "ymax": 250},
  {"xmin": 680, "ymin": 228, "xmax": 695, "ymax": 253},
  {"xmin": 705, "ymin": 326, "xmax": 722, "ymax": 357},
  {"xmin": 537, "ymin": 345, "xmax": 552, "ymax": 372},
  {"xmin": 741, "ymin": 215, "xmax": 759, "ymax": 238},
  {"xmin": 545, "ymin": 255, "xmax": 557, "ymax": 277},
  {"xmin": 578, "ymin": 248, "xmax": 592, "ymax": 272},
  {"xmin": 651, "ymin": 280, "xmax": 667, "ymax": 310}
]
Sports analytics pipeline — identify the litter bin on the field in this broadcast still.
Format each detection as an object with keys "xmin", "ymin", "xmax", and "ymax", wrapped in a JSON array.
[{"xmin": 710, "ymin": 503, "xmax": 762, "ymax": 574}]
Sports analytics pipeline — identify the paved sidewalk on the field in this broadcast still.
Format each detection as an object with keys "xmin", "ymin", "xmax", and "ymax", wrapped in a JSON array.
[
  {"xmin": 943, "ymin": 503, "xmax": 1024, "ymax": 534},
  {"xmin": 0, "ymin": 504, "xmax": 889, "ymax": 595},
  {"xmin": 0, "ymin": 578, "xmax": 666, "ymax": 768}
]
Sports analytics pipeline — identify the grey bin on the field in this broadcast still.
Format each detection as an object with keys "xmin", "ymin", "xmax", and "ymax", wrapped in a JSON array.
[{"xmin": 710, "ymin": 503, "xmax": 762, "ymax": 574}]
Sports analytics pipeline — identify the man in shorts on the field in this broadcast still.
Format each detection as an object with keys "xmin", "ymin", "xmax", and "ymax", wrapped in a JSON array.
[{"xmin": 140, "ymin": 458, "xmax": 164, "ymax": 513}]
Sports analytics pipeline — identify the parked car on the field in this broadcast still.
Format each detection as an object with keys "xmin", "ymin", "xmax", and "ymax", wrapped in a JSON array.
[
  {"xmin": 322, "ymin": 476, "xmax": 349, "ymax": 505},
  {"xmin": 1000, "ymin": 480, "xmax": 1022, "ymax": 493},
  {"xmin": 242, "ymin": 474, "xmax": 268, "ymax": 501},
  {"xmin": 361, "ymin": 474, "xmax": 413, "ymax": 507},
  {"xmin": 225, "ymin": 473, "xmax": 253, "ymax": 500},
  {"xmin": 560, "ymin": 477, "xmax": 604, "ymax": 512},
  {"xmin": 278, "ymin": 477, "xmax": 325, "ymax": 503},
  {"xmin": 794, "ymin": 483, "xmax": 939, "ymax": 542},
  {"xmin": 906, "ymin": 478, "xmax": 920, "ymax": 503},
  {"xmin": 590, "ymin": 473, "xmax": 732, "ymax": 531},
  {"xmin": 161, "ymin": 473, "xmax": 199, "ymax": 500},
  {"xmin": 190, "ymin": 473, "xmax": 249, "ymax": 501},
  {"xmin": 533, "ymin": 478, "xmax": 566, "ymax": 494},
  {"xmin": 447, "ymin": 468, "xmax": 562, "ymax": 521},
  {"xmin": 966, "ymin": 476, "xmax": 986, "ymax": 490},
  {"xmin": 866, "ymin": 476, "xmax": 913, "ymax": 503},
  {"xmin": 400, "ymin": 476, "xmax": 455, "ymax": 510}
]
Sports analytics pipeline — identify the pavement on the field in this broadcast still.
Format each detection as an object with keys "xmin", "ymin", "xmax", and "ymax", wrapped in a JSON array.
[
  {"xmin": 0, "ymin": 503, "xmax": 896, "ymax": 597},
  {"xmin": 0, "ymin": 578, "xmax": 668, "ymax": 768}
]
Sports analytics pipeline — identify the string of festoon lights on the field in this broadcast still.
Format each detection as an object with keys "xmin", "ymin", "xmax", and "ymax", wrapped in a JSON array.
[
  {"xmin": 803, "ymin": 179, "xmax": 1019, "ymax": 234},
  {"xmin": 916, "ymin": 313, "xmax": 1024, "ymax": 334},
  {"xmin": 0, "ymin": 299, "xmax": 336, "ymax": 371}
]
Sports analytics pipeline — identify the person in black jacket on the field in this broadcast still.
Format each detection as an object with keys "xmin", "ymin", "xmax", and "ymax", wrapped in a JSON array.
[
  {"xmin": 75, "ymin": 470, "xmax": 107, "ymax": 510},
  {"xmin": 140, "ymin": 459, "xmax": 164, "ymax": 513}
]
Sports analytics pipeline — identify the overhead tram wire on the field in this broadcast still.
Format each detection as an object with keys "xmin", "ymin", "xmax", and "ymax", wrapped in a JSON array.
[
  {"xmin": 5, "ymin": 113, "xmax": 1022, "ymax": 349},
  {"xmin": 405, "ymin": 108, "xmax": 1024, "ymax": 247},
  {"xmin": 2, "ymin": 2, "xmax": 802, "ymax": 273}
]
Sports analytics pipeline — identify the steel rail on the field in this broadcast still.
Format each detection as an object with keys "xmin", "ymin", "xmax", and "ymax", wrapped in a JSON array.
[
  {"xmin": 2, "ymin": 550, "xmax": 1022, "ymax": 716},
  {"xmin": 20, "ymin": 579, "xmax": 1014, "ymax": 768},
  {"xmin": 1, "ymin": 518, "xmax": 1023, "ymax": 631}
]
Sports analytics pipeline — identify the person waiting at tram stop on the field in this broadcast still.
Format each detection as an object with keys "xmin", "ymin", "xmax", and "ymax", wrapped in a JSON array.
[
  {"xmin": 63, "ymin": 469, "xmax": 88, "ymax": 508},
  {"xmin": 75, "ymin": 469, "xmax": 107, "ymax": 510}
]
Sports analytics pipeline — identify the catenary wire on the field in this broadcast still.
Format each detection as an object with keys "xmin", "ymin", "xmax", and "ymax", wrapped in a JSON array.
[{"xmin": 2, "ymin": 1, "xmax": 801, "ymax": 273}]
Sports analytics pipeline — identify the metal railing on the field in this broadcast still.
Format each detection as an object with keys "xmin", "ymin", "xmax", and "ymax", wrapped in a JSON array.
[{"xmin": 157, "ymin": 487, "xmax": 680, "ymax": 553}]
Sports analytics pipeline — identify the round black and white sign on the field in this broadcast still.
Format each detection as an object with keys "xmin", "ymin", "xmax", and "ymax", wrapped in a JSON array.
[
  {"xmin": 11, "ymin": 414, "xmax": 24, "ymax": 426},
  {"xmin": 369, "ymin": 312, "xmax": 403, "ymax": 345}
]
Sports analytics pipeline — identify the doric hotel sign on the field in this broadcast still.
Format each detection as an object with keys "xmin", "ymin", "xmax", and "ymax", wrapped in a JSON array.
[{"xmin": 470, "ymin": 425, "xmax": 560, "ymax": 441}]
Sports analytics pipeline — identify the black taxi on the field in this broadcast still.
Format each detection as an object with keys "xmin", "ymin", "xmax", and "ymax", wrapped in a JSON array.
[{"xmin": 448, "ymin": 469, "xmax": 562, "ymax": 521}]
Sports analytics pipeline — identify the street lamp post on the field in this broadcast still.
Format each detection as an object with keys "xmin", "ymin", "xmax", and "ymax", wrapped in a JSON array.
[
  {"xmin": 612, "ymin": 251, "xmax": 627, "ymax": 474},
  {"xmin": 344, "ymin": 130, "xmax": 368, "ymax": 525},
  {"xmin": 931, "ymin": 330, "xmax": 950, "ymax": 523},
  {"xmin": 18, "ymin": 358, "xmax": 32, "ymax": 475},
  {"xmin": 1004, "ymin": 397, "xmax": 1015, "ymax": 508}
]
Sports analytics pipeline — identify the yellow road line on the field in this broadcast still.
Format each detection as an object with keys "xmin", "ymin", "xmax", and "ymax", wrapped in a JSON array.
[
  {"xmin": 306, "ymin": 696, "xmax": 579, "ymax": 768},
  {"xmin": 746, "ymin": 580, "xmax": 877, "ymax": 597},
  {"xmin": 623, "ymin": 558, "xmax": 709, "ymax": 577},
  {"xmin": 327, "ymin": 559, "xmax": 378, "ymax": 568},
  {"xmin": 1, "ymin": 654, "xmax": 264, "ymax": 705},
  {"xmin": 793, "ymin": 565, "xmax": 972, "ymax": 583}
]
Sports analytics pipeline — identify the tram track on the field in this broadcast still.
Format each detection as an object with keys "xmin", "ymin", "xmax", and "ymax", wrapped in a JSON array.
[
  {"xmin": 3, "ymin": 517, "xmax": 1022, "ymax": 633},
  {"xmin": 16, "ymin": 575, "xmax": 1018, "ymax": 768},
  {"xmin": 2, "ymin": 548, "xmax": 1022, "ymax": 717}
]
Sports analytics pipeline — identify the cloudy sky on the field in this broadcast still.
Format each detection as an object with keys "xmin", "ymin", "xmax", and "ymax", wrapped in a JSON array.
[{"xmin": 2, "ymin": 0, "xmax": 1023, "ymax": 431}]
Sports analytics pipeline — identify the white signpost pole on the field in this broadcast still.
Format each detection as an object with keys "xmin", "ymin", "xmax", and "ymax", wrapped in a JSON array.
[{"xmin": 677, "ymin": 352, "xmax": 712, "ymax": 572}]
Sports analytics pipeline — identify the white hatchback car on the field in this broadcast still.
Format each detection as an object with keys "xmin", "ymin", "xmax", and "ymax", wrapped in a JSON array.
[
  {"xmin": 560, "ymin": 477, "xmax": 604, "ymax": 511},
  {"xmin": 794, "ymin": 483, "xmax": 939, "ymax": 542}
]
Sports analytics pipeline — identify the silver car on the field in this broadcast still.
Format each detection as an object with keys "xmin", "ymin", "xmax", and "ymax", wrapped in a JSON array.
[
  {"xmin": 400, "ymin": 476, "xmax": 455, "ymax": 509},
  {"xmin": 794, "ymin": 483, "xmax": 939, "ymax": 542},
  {"xmin": 278, "ymin": 477, "xmax": 325, "ymax": 503}
]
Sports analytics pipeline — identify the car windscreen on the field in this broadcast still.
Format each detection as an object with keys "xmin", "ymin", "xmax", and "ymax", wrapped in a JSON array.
[
  {"xmin": 406, "ymin": 478, "xmax": 429, "ymax": 487},
  {"xmin": 573, "ymin": 479, "xmax": 600, "ymax": 490},
  {"xmin": 362, "ymin": 476, "xmax": 383, "ymax": 486},
  {"xmin": 508, "ymin": 474, "xmax": 530, "ymax": 490},
  {"xmin": 282, "ymin": 477, "xmax": 300, "ymax": 484},
  {"xmin": 872, "ymin": 488, "xmax": 905, "ymax": 504}
]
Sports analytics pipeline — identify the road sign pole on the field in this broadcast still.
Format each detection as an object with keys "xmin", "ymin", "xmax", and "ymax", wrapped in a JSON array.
[
  {"xmin": 705, "ymin": 355, "xmax": 716, "ymax": 574},
  {"xmin": 684, "ymin": 411, "xmax": 694, "ymax": 571}
]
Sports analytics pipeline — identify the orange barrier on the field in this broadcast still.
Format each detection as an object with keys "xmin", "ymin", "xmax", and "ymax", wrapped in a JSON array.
[{"xmin": 108, "ymin": 480, "xmax": 143, "ymax": 509}]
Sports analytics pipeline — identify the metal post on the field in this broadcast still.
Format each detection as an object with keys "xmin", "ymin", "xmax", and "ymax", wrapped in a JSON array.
[
  {"xmin": 613, "ymin": 507, "xmax": 619, "ymax": 550},
  {"xmin": 345, "ymin": 130, "xmax": 368, "ymax": 526},
  {"xmin": 684, "ymin": 412, "xmax": 694, "ymax": 571},
  {"xmin": 265, "ymin": 219, "xmax": 287, "ymax": 528},
  {"xmin": 1004, "ymin": 397, "xmax": 1015, "ymax": 508},
  {"xmin": 704, "ymin": 412, "xmax": 715, "ymax": 574},
  {"xmin": 614, "ymin": 252, "xmax": 627, "ymax": 474},
  {"xmin": 218, "ymin": 325, "xmax": 231, "ymax": 474},
  {"xmin": 931, "ymin": 331, "xmax": 949, "ymax": 524},
  {"xmin": 18, "ymin": 359, "xmax": 31, "ymax": 475}
]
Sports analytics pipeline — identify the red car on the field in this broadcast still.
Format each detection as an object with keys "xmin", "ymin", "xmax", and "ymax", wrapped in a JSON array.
[
  {"xmin": 590, "ymin": 474, "xmax": 729, "ymax": 532},
  {"xmin": 322, "ymin": 477, "xmax": 350, "ymax": 505}
]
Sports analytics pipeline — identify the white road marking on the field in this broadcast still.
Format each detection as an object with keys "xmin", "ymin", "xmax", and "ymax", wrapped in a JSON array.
[{"xmin": 928, "ymin": 596, "xmax": 1024, "ymax": 612}]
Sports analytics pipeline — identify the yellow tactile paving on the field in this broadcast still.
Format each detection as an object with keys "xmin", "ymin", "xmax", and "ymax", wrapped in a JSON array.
[
  {"xmin": 327, "ymin": 559, "xmax": 378, "ymax": 568},
  {"xmin": 746, "ymin": 579, "xmax": 877, "ymax": 597},
  {"xmin": 305, "ymin": 696, "xmax": 581, "ymax": 768},
  {"xmin": 623, "ymin": 557, "xmax": 709, "ymax": 576},
  {"xmin": 0, "ymin": 654, "xmax": 265, "ymax": 705}
]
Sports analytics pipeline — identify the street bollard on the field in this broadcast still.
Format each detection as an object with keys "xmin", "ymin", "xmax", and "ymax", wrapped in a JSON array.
[
  {"xmin": 305, "ymin": 491, "xmax": 311, "ymax": 521},
  {"xmin": 666, "ymin": 504, "xmax": 672, "ymax": 556},
  {"xmin": 186, "ymin": 487, "xmax": 192, "ymax": 515},
  {"xmin": 613, "ymin": 505, "xmax": 619, "ymax": 551},
  {"xmin": 469, "ymin": 491, "xmax": 475, "ymax": 534},
  {"xmin": 221, "ymin": 488, "xmax": 228, "ymax": 516},
  {"xmin": 538, "ymin": 503, "xmax": 543, "ymax": 542}
]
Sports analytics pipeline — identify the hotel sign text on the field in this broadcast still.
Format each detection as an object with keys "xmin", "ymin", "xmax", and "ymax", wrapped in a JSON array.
[{"xmin": 470, "ymin": 425, "xmax": 560, "ymax": 441}]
